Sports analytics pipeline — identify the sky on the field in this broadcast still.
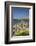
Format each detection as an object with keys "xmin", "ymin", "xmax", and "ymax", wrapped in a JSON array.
[{"xmin": 12, "ymin": 7, "xmax": 29, "ymax": 19}]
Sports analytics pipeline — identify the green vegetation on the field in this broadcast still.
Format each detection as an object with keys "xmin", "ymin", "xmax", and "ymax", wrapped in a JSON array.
[{"xmin": 15, "ymin": 30, "xmax": 29, "ymax": 36}]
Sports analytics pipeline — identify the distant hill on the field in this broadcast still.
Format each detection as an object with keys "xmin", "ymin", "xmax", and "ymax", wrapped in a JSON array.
[
  {"xmin": 13, "ymin": 18, "xmax": 29, "ymax": 25},
  {"xmin": 13, "ymin": 18, "xmax": 29, "ymax": 21}
]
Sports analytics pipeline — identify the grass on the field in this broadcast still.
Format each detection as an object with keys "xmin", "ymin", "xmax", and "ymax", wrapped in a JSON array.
[{"xmin": 15, "ymin": 30, "xmax": 29, "ymax": 36}]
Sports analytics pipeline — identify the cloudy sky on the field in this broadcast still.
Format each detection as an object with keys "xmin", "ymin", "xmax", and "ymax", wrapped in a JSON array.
[{"xmin": 12, "ymin": 7, "xmax": 29, "ymax": 19}]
